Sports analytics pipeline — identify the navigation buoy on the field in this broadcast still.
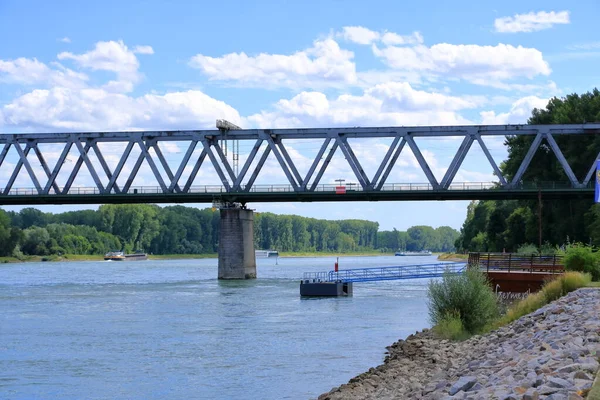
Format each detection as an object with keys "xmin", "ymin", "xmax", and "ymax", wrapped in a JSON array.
[{"xmin": 335, "ymin": 257, "xmax": 339, "ymax": 272}]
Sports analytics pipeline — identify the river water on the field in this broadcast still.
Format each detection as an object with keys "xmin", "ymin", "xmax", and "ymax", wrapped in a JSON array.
[{"xmin": 0, "ymin": 255, "xmax": 440, "ymax": 400}]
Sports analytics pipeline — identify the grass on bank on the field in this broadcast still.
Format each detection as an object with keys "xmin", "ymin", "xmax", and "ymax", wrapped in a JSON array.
[
  {"xmin": 429, "ymin": 270, "xmax": 592, "ymax": 341},
  {"xmin": 437, "ymin": 253, "xmax": 469, "ymax": 261},
  {"xmin": 587, "ymin": 369, "xmax": 600, "ymax": 400}
]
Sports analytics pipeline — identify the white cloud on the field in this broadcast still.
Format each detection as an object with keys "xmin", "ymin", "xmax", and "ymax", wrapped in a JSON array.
[
  {"xmin": 372, "ymin": 42, "xmax": 551, "ymax": 82},
  {"xmin": 133, "ymin": 45, "xmax": 154, "ymax": 55},
  {"xmin": 480, "ymin": 96, "xmax": 548, "ymax": 124},
  {"xmin": 58, "ymin": 40, "xmax": 142, "ymax": 92},
  {"xmin": 338, "ymin": 26, "xmax": 423, "ymax": 46},
  {"xmin": 189, "ymin": 38, "xmax": 357, "ymax": 89},
  {"xmin": 339, "ymin": 26, "xmax": 380, "ymax": 45},
  {"xmin": 246, "ymin": 83, "xmax": 474, "ymax": 129},
  {"xmin": 494, "ymin": 10, "xmax": 570, "ymax": 33},
  {"xmin": 59, "ymin": 37, "xmax": 71, "ymax": 43},
  {"xmin": 381, "ymin": 31, "xmax": 423, "ymax": 46},
  {"xmin": 1, "ymin": 88, "xmax": 241, "ymax": 132},
  {"xmin": 0, "ymin": 57, "xmax": 88, "ymax": 88}
]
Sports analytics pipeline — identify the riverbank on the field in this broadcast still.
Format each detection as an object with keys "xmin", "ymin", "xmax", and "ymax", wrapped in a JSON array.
[
  {"xmin": 0, "ymin": 251, "xmax": 395, "ymax": 263},
  {"xmin": 437, "ymin": 253, "xmax": 469, "ymax": 262},
  {"xmin": 319, "ymin": 288, "xmax": 600, "ymax": 399}
]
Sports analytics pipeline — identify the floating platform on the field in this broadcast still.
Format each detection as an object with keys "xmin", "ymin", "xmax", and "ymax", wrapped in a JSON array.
[{"xmin": 300, "ymin": 281, "xmax": 353, "ymax": 297}]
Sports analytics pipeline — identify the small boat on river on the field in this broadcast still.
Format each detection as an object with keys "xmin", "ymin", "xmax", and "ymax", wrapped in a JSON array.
[
  {"xmin": 255, "ymin": 250, "xmax": 279, "ymax": 258},
  {"xmin": 104, "ymin": 251, "xmax": 148, "ymax": 261},
  {"xmin": 395, "ymin": 250, "xmax": 432, "ymax": 256}
]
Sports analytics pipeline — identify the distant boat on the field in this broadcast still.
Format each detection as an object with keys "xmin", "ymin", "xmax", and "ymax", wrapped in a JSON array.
[
  {"xmin": 104, "ymin": 250, "xmax": 148, "ymax": 261},
  {"xmin": 395, "ymin": 250, "xmax": 432, "ymax": 256},
  {"xmin": 255, "ymin": 250, "xmax": 279, "ymax": 258}
]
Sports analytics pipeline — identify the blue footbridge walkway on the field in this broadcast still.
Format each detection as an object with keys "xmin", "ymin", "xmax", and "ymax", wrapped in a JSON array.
[{"xmin": 299, "ymin": 262, "xmax": 467, "ymax": 296}]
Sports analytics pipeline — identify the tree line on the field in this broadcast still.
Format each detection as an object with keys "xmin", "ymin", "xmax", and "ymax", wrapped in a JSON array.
[
  {"xmin": 0, "ymin": 205, "xmax": 459, "ymax": 257},
  {"xmin": 455, "ymin": 89, "xmax": 600, "ymax": 253}
]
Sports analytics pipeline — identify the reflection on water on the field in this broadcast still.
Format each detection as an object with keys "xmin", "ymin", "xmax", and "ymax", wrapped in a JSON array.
[{"xmin": 0, "ymin": 255, "xmax": 439, "ymax": 400}]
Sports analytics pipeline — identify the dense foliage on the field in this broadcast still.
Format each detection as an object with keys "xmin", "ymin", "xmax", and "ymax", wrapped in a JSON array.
[
  {"xmin": 562, "ymin": 243, "xmax": 600, "ymax": 281},
  {"xmin": 0, "ymin": 206, "xmax": 460, "ymax": 257},
  {"xmin": 455, "ymin": 89, "xmax": 600, "ymax": 252},
  {"xmin": 428, "ymin": 268, "xmax": 499, "ymax": 334}
]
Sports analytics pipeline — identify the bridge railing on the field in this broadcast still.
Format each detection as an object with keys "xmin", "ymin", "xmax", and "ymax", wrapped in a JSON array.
[
  {"xmin": 0, "ymin": 181, "xmax": 591, "ymax": 196},
  {"xmin": 326, "ymin": 262, "xmax": 467, "ymax": 283},
  {"xmin": 468, "ymin": 252, "xmax": 565, "ymax": 274}
]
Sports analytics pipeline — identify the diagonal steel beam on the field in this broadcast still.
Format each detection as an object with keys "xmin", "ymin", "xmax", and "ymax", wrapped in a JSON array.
[
  {"xmin": 92, "ymin": 143, "xmax": 121, "ymax": 194},
  {"xmin": 264, "ymin": 134, "xmax": 299, "ymax": 190},
  {"xmin": 583, "ymin": 151, "xmax": 600, "ymax": 186},
  {"xmin": 376, "ymin": 138, "xmax": 406, "ymax": 190},
  {"xmin": 169, "ymin": 141, "xmax": 197, "ymax": 193},
  {"xmin": 153, "ymin": 142, "xmax": 181, "ymax": 193},
  {"xmin": 545, "ymin": 133, "xmax": 580, "ymax": 188},
  {"xmin": 4, "ymin": 142, "xmax": 27, "ymax": 195},
  {"xmin": 122, "ymin": 152, "xmax": 145, "ymax": 193},
  {"xmin": 75, "ymin": 141, "xmax": 105, "ymax": 193},
  {"xmin": 212, "ymin": 141, "xmax": 236, "ymax": 183},
  {"xmin": 63, "ymin": 141, "xmax": 92, "ymax": 194},
  {"xmin": 310, "ymin": 141, "xmax": 339, "ymax": 191},
  {"xmin": 106, "ymin": 141, "xmax": 134, "ymax": 194},
  {"xmin": 13, "ymin": 142, "xmax": 42, "ymax": 194},
  {"xmin": 336, "ymin": 137, "xmax": 370, "ymax": 189},
  {"xmin": 244, "ymin": 146, "xmax": 271, "ymax": 192},
  {"xmin": 202, "ymin": 139, "xmax": 231, "ymax": 191},
  {"xmin": 138, "ymin": 140, "xmax": 167, "ymax": 193},
  {"xmin": 233, "ymin": 139, "xmax": 263, "ymax": 190},
  {"xmin": 475, "ymin": 134, "xmax": 507, "ymax": 187},
  {"xmin": 405, "ymin": 135, "xmax": 440, "ymax": 189},
  {"xmin": 0, "ymin": 143, "xmax": 11, "ymax": 169},
  {"xmin": 510, "ymin": 133, "xmax": 543, "ymax": 188},
  {"xmin": 440, "ymin": 135, "xmax": 473, "ymax": 189},
  {"xmin": 43, "ymin": 141, "xmax": 73, "ymax": 194},
  {"xmin": 371, "ymin": 136, "xmax": 401, "ymax": 189},
  {"xmin": 183, "ymin": 148, "xmax": 207, "ymax": 192},
  {"xmin": 277, "ymin": 140, "xmax": 303, "ymax": 187},
  {"xmin": 4, "ymin": 143, "xmax": 33, "ymax": 194},
  {"xmin": 302, "ymin": 138, "xmax": 331, "ymax": 190},
  {"xmin": 32, "ymin": 144, "xmax": 61, "ymax": 194}
]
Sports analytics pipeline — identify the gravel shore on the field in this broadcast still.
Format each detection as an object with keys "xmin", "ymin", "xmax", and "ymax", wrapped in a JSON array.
[{"xmin": 318, "ymin": 288, "xmax": 600, "ymax": 399}]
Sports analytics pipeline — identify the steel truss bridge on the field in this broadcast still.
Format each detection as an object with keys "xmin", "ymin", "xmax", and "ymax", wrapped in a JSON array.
[{"xmin": 0, "ymin": 123, "xmax": 599, "ymax": 205}]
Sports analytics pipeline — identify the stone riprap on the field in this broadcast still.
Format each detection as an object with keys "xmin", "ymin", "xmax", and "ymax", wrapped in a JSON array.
[{"xmin": 318, "ymin": 288, "xmax": 600, "ymax": 400}]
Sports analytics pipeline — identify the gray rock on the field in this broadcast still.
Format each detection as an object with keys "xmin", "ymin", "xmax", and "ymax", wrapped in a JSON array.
[
  {"xmin": 573, "ymin": 370, "xmax": 592, "ymax": 380},
  {"xmin": 448, "ymin": 376, "xmax": 477, "ymax": 395},
  {"xmin": 557, "ymin": 363, "xmax": 579, "ymax": 373},
  {"xmin": 522, "ymin": 388, "xmax": 539, "ymax": 400},
  {"xmin": 547, "ymin": 377, "xmax": 572, "ymax": 389}
]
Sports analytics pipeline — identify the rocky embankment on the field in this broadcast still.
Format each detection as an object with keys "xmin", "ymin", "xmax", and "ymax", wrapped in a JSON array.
[{"xmin": 318, "ymin": 288, "xmax": 600, "ymax": 400}]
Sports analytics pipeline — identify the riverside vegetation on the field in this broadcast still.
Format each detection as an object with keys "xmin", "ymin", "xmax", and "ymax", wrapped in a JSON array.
[
  {"xmin": 319, "ymin": 248, "xmax": 600, "ymax": 399},
  {"xmin": 455, "ymin": 89, "xmax": 600, "ymax": 254},
  {"xmin": 0, "ymin": 205, "xmax": 459, "ymax": 259}
]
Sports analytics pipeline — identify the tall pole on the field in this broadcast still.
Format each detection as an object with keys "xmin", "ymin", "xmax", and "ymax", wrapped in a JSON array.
[{"xmin": 538, "ymin": 189, "xmax": 542, "ymax": 249}]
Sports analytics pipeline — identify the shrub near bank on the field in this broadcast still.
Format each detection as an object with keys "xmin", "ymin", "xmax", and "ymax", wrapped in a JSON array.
[
  {"xmin": 428, "ymin": 268, "xmax": 499, "ymax": 339},
  {"xmin": 428, "ymin": 269, "xmax": 592, "ymax": 340},
  {"xmin": 562, "ymin": 243, "xmax": 600, "ymax": 281}
]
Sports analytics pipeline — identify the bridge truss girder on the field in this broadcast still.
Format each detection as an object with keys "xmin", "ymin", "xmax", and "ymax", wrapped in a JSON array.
[{"xmin": 0, "ymin": 123, "xmax": 598, "ymax": 204}]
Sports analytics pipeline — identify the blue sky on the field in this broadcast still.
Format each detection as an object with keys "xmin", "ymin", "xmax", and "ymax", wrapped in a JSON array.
[{"xmin": 1, "ymin": 0, "xmax": 599, "ymax": 231}]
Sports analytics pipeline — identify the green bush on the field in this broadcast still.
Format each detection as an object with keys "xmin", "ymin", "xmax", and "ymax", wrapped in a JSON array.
[
  {"xmin": 432, "ymin": 311, "xmax": 469, "ymax": 341},
  {"xmin": 563, "ymin": 243, "xmax": 600, "ymax": 281},
  {"xmin": 428, "ymin": 268, "xmax": 499, "ymax": 334},
  {"xmin": 517, "ymin": 243, "xmax": 538, "ymax": 255}
]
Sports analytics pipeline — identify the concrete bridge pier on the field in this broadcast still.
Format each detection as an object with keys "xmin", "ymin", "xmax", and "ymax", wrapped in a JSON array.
[{"xmin": 218, "ymin": 208, "xmax": 257, "ymax": 279}]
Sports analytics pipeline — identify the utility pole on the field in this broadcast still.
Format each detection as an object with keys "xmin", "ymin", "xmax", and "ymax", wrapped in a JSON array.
[{"xmin": 538, "ymin": 189, "xmax": 542, "ymax": 249}]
